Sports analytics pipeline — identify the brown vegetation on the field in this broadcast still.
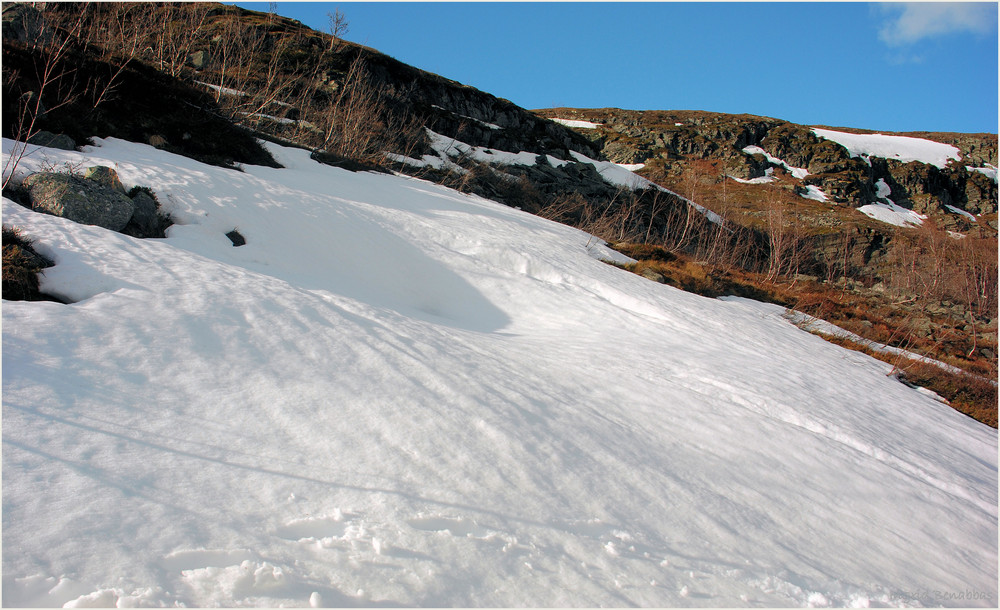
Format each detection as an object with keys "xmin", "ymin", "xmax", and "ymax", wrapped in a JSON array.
[
  {"xmin": 2, "ymin": 226, "xmax": 53, "ymax": 301},
  {"xmin": 611, "ymin": 241, "xmax": 998, "ymax": 428}
]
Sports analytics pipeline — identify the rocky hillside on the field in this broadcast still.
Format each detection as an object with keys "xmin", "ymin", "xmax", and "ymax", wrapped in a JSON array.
[{"xmin": 534, "ymin": 108, "xmax": 997, "ymax": 233}]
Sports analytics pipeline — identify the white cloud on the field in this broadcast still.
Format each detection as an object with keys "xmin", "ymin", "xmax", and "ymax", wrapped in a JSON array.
[{"xmin": 878, "ymin": 2, "xmax": 997, "ymax": 46}]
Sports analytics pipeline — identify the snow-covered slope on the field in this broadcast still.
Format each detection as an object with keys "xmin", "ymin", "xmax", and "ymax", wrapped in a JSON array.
[{"xmin": 3, "ymin": 138, "xmax": 997, "ymax": 608}]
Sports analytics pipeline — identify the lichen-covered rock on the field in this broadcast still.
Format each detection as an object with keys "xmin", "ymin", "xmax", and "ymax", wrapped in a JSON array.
[
  {"xmin": 22, "ymin": 172, "xmax": 135, "ymax": 231},
  {"xmin": 84, "ymin": 165, "xmax": 125, "ymax": 193}
]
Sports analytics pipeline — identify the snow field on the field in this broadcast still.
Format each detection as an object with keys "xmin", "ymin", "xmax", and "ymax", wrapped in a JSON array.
[{"xmin": 2, "ymin": 138, "xmax": 997, "ymax": 607}]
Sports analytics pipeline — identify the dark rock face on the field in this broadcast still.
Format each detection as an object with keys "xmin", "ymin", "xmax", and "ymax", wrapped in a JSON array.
[
  {"xmin": 1, "ymin": 3, "xmax": 48, "ymax": 45},
  {"xmin": 22, "ymin": 172, "xmax": 135, "ymax": 231},
  {"xmin": 2, "ymin": 41, "xmax": 280, "ymax": 170}
]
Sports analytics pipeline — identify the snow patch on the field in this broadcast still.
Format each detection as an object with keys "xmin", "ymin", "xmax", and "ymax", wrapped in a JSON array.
[
  {"xmin": 729, "ymin": 168, "xmax": 776, "ymax": 184},
  {"xmin": 967, "ymin": 164, "xmax": 998, "ymax": 183},
  {"xmin": 431, "ymin": 105, "xmax": 501, "ymax": 130},
  {"xmin": 551, "ymin": 118, "xmax": 601, "ymax": 129},
  {"xmin": 242, "ymin": 112, "xmax": 298, "ymax": 126},
  {"xmin": 812, "ymin": 128, "xmax": 961, "ymax": 169},
  {"xmin": 742, "ymin": 145, "xmax": 809, "ymax": 179},
  {"xmin": 857, "ymin": 202, "xmax": 926, "ymax": 227},
  {"xmin": 569, "ymin": 150, "xmax": 651, "ymax": 190},
  {"xmin": 945, "ymin": 204, "xmax": 977, "ymax": 222},
  {"xmin": 194, "ymin": 81, "xmax": 247, "ymax": 97},
  {"xmin": 800, "ymin": 185, "xmax": 829, "ymax": 202},
  {"xmin": 875, "ymin": 178, "xmax": 892, "ymax": 200}
]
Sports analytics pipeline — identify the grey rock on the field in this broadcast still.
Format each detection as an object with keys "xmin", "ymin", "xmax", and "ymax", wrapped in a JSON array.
[
  {"xmin": 84, "ymin": 165, "xmax": 125, "ymax": 193},
  {"xmin": 187, "ymin": 50, "xmax": 209, "ymax": 69},
  {"xmin": 127, "ymin": 191, "xmax": 160, "ymax": 236},
  {"xmin": 27, "ymin": 131, "xmax": 75, "ymax": 151},
  {"xmin": 640, "ymin": 268, "xmax": 667, "ymax": 283},
  {"xmin": 23, "ymin": 172, "xmax": 135, "ymax": 231}
]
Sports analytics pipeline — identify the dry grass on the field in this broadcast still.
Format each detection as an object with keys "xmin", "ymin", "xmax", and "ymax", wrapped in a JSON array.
[
  {"xmin": 897, "ymin": 361, "xmax": 998, "ymax": 428},
  {"xmin": 2, "ymin": 226, "xmax": 52, "ymax": 301}
]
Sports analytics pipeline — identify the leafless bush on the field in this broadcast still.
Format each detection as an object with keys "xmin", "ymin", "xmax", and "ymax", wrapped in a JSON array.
[
  {"xmin": 2, "ymin": 4, "xmax": 88, "ymax": 188},
  {"xmin": 762, "ymin": 195, "xmax": 810, "ymax": 283},
  {"xmin": 327, "ymin": 9, "xmax": 349, "ymax": 52},
  {"xmin": 145, "ymin": 3, "xmax": 210, "ymax": 77}
]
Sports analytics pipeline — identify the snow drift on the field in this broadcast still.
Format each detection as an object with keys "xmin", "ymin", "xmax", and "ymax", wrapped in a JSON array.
[{"xmin": 2, "ymin": 137, "xmax": 997, "ymax": 607}]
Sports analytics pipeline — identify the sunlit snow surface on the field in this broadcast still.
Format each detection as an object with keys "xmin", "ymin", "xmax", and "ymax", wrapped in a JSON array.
[
  {"xmin": 551, "ymin": 118, "xmax": 601, "ymax": 129},
  {"xmin": 812, "ymin": 128, "xmax": 962, "ymax": 169},
  {"xmin": 2, "ymin": 138, "xmax": 997, "ymax": 608}
]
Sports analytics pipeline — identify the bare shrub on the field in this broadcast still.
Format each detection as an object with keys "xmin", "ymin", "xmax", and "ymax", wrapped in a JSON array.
[{"xmin": 2, "ymin": 4, "xmax": 91, "ymax": 188}]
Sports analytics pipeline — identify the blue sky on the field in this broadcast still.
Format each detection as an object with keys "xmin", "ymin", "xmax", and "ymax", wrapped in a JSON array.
[{"xmin": 235, "ymin": 2, "xmax": 998, "ymax": 134}]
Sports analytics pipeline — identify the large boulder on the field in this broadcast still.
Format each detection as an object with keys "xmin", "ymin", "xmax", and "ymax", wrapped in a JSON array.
[
  {"xmin": 22, "ymin": 172, "xmax": 135, "ymax": 231},
  {"xmin": 27, "ymin": 130, "xmax": 75, "ymax": 151}
]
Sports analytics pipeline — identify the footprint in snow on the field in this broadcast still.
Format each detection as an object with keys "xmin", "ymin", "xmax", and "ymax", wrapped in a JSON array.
[
  {"xmin": 160, "ymin": 548, "xmax": 255, "ymax": 572},
  {"xmin": 275, "ymin": 516, "xmax": 350, "ymax": 541},
  {"xmin": 407, "ymin": 516, "xmax": 492, "ymax": 538}
]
